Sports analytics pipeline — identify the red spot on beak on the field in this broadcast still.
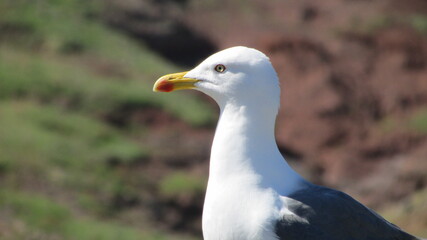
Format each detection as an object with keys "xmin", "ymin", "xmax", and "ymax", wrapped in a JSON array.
[{"xmin": 156, "ymin": 79, "xmax": 174, "ymax": 92}]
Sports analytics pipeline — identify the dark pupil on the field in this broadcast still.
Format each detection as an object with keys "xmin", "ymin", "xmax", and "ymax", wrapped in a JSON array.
[{"xmin": 216, "ymin": 65, "xmax": 224, "ymax": 72}]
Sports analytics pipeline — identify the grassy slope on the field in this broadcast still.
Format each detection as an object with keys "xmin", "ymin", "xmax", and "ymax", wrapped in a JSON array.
[
  {"xmin": 0, "ymin": 0, "xmax": 214, "ymax": 126},
  {"xmin": 381, "ymin": 188, "xmax": 427, "ymax": 237},
  {"xmin": 0, "ymin": 0, "xmax": 209, "ymax": 239}
]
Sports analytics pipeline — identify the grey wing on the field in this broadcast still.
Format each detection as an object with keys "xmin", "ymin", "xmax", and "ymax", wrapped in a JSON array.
[{"xmin": 275, "ymin": 184, "xmax": 420, "ymax": 240}]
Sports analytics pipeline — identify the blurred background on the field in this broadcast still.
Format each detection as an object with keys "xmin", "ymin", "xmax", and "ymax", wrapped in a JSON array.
[{"xmin": 0, "ymin": 0, "xmax": 426, "ymax": 239}]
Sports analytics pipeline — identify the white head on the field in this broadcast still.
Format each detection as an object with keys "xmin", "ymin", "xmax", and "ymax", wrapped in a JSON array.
[{"xmin": 153, "ymin": 46, "xmax": 280, "ymax": 112}]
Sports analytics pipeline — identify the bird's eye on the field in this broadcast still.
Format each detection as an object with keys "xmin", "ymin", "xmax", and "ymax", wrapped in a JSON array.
[{"xmin": 214, "ymin": 64, "xmax": 226, "ymax": 73}]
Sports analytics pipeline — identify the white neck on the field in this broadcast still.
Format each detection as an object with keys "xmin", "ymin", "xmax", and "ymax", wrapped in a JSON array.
[{"xmin": 208, "ymin": 100, "xmax": 303, "ymax": 195}]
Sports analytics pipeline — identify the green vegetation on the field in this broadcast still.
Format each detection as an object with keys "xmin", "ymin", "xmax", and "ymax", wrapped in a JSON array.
[
  {"xmin": 345, "ymin": 14, "xmax": 427, "ymax": 36},
  {"xmin": 408, "ymin": 108, "xmax": 427, "ymax": 134},
  {"xmin": 159, "ymin": 172, "xmax": 206, "ymax": 197},
  {"xmin": 0, "ymin": 101, "xmax": 144, "ymax": 206},
  {"xmin": 0, "ymin": 189, "xmax": 196, "ymax": 240},
  {"xmin": 361, "ymin": 16, "xmax": 395, "ymax": 34},
  {"xmin": 410, "ymin": 15, "xmax": 427, "ymax": 35},
  {"xmin": 0, "ymin": 0, "xmax": 214, "ymax": 126},
  {"xmin": 0, "ymin": 0, "xmax": 212, "ymax": 239},
  {"xmin": 381, "ymin": 188, "xmax": 427, "ymax": 237},
  {"xmin": 378, "ymin": 116, "xmax": 398, "ymax": 134},
  {"xmin": 0, "ymin": 190, "xmax": 71, "ymax": 234},
  {"xmin": 0, "ymin": 47, "xmax": 214, "ymax": 126},
  {"xmin": 378, "ymin": 108, "xmax": 427, "ymax": 135}
]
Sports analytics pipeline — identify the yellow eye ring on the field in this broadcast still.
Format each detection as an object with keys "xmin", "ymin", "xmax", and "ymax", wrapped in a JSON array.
[{"xmin": 214, "ymin": 64, "xmax": 226, "ymax": 73}]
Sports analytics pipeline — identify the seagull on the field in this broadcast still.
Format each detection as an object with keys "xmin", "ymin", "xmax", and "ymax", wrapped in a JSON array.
[{"xmin": 153, "ymin": 46, "xmax": 420, "ymax": 240}]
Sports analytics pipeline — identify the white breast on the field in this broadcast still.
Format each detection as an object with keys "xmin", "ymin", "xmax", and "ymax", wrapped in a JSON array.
[{"xmin": 202, "ymin": 174, "xmax": 281, "ymax": 240}]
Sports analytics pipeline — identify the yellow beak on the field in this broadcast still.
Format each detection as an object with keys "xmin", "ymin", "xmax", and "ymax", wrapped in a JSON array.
[{"xmin": 153, "ymin": 71, "xmax": 199, "ymax": 92}]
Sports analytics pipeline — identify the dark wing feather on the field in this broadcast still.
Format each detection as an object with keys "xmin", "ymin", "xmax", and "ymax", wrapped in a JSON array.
[{"xmin": 275, "ymin": 184, "xmax": 420, "ymax": 240}]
